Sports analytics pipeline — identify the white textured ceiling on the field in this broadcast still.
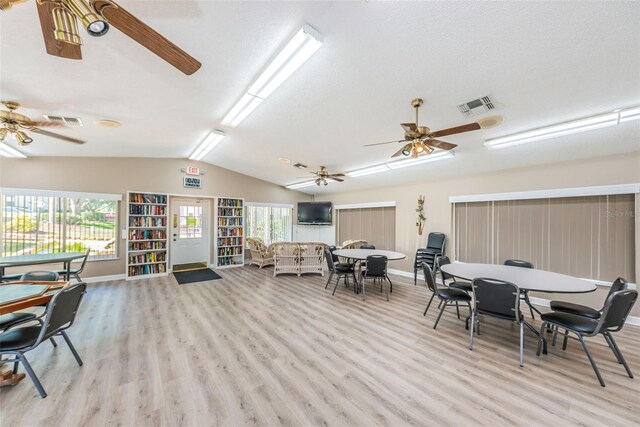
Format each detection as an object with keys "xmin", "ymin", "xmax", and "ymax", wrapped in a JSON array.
[{"xmin": 1, "ymin": 1, "xmax": 639, "ymax": 194}]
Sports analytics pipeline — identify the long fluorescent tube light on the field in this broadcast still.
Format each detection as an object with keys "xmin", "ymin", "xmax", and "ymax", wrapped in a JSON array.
[
  {"xmin": 0, "ymin": 142, "xmax": 27, "ymax": 158},
  {"xmin": 485, "ymin": 105, "xmax": 640, "ymax": 150},
  {"xmin": 387, "ymin": 151, "xmax": 455, "ymax": 169},
  {"xmin": 346, "ymin": 164, "xmax": 391, "ymax": 177},
  {"xmin": 189, "ymin": 129, "xmax": 225, "ymax": 161},
  {"xmin": 286, "ymin": 180, "xmax": 319, "ymax": 190},
  {"xmin": 221, "ymin": 24, "xmax": 323, "ymax": 128}
]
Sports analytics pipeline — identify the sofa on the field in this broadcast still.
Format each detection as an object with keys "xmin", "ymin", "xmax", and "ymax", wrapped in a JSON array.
[
  {"xmin": 270, "ymin": 242, "xmax": 327, "ymax": 277},
  {"xmin": 246, "ymin": 237, "xmax": 275, "ymax": 269}
]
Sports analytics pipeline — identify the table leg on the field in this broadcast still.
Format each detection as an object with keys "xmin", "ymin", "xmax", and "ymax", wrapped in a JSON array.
[{"xmin": 65, "ymin": 261, "xmax": 71, "ymax": 281}]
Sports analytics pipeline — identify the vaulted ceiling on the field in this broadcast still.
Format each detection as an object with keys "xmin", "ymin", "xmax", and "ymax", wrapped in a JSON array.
[{"xmin": 1, "ymin": 1, "xmax": 639, "ymax": 194}]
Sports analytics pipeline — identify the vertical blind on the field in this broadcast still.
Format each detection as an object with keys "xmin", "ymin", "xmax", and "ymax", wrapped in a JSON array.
[
  {"xmin": 336, "ymin": 207, "xmax": 396, "ymax": 250},
  {"xmin": 454, "ymin": 194, "xmax": 636, "ymax": 282}
]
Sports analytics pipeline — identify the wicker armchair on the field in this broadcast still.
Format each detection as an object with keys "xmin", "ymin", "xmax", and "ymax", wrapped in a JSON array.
[
  {"xmin": 272, "ymin": 242, "xmax": 327, "ymax": 277},
  {"xmin": 246, "ymin": 237, "xmax": 275, "ymax": 269},
  {"xmin": 341, "ymin": 240, "xmax": 368, "ymax": 249}
]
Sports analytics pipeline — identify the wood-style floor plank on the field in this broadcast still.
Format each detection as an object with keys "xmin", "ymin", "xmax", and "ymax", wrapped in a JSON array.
[{"xmin": 1, "ymin": 267, "xmax": 639, "ymax": 426}]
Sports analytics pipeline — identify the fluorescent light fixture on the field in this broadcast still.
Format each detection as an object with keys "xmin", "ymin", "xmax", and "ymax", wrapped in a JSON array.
[
  {"xmin": 189, "ymin": 129, "xmax": 225, "ymax": 161},
  {"xmin": 485, "ymin": 105, "xmax": 640, "ymax": 150},
  {"xmin": 346, "ymin": 164, "xmax": 391, "ymax": 177},
  {"xmin": 221, "ymin": 24, "xmax": 323, "ymax": 128},
  {"xmin": 0, "ymin": 142, "xmax": 27, "ymax": 158},
  {"xmin": 221, "ymin": 94, "xmax": 264, "ymax": 127},
  {"xmin": 619, "ymin": 106, "xmax": 640, "ymax": 123},
  {"xmin": 387, "ymin": 151, "xmax": 455, "ymax": 169},
  {"xmin": 286, "ymin": 180, "xmax": 318, "ymax": 190}
]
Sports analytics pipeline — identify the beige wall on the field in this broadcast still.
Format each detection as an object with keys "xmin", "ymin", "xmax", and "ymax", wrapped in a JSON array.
[
  {"xmin": 324, "ymin": 152, "xmax": 640, "ymax": 316},
  {"xmin": 0, "ymin": 156, "xmax": 310, "ymax": 278}
]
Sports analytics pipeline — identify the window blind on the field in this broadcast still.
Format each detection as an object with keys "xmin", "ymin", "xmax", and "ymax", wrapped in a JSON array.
[{"xmin": 336, "ymin": 207, "xmax": 396, "ymax": 250}]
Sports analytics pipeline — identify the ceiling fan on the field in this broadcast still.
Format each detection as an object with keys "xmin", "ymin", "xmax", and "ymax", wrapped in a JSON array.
[
  {"xmin": 0, "ymin": 0, "xmax": 201, "ymax": 75},
  {"xmin": 300, "ymin": 166, "xmax": 345, "ymax": 186},
  {"xmin": 365, "ymin": 98, "xmax": 502, "ymax": 158},
  {"xmin": 0, "ymin": 101, "xmax": 85, "ymax": 145}
]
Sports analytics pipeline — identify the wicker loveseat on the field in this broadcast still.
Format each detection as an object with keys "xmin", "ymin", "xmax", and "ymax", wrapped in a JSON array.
[
  {"xmin": 340, "ymin": 240, "xmax": 368, "ymax": 249},
  {"xmin": 246, "ymin": 237, "xmax": 275, "ymax": 269},
  {"xmin": 270, "ymin": 242, "xmax": 327, "ymax": 277}
]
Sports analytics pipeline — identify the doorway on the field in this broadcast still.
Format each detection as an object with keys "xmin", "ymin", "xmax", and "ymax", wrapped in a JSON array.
[{"xmin": 170, "ymin": 198, "xmax": 210, "ymax": 271}]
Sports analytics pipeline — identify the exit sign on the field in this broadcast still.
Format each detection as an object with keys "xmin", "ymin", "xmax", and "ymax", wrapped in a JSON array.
[{"xmin": 185, "ymin": 166, "xmax": 200, "ymax": 175}]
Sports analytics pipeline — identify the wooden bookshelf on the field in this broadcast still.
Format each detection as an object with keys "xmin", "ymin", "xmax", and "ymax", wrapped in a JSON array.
[
  {"xmin": 126, "ymin": 192, "xmax": 169, "ymax": 280},
  {"xmin": 215, "ymin": 197, "xmax": 244, "ymax": 268}
]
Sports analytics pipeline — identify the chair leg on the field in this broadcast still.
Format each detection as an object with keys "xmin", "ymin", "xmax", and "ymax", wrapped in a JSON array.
[
  {"xmin": 536, "ymin": 322, "xmax": 548, "ymax": 356},
  {"xmin": 332, "ymin": 275, "xmax": 341, "ymax": 296},
  {"xmin": 578, "ymin": 334, "xmax": 605, "ymax": 387},
  {"xmin": 455, "ymin": 302, "xmax": 460, "ymax": 319},
  {"xmin": 325, "ymin": 271, "xmax": 334, "ymax": 289},
  {"xmin": 50, "ymin": 337, "xmax": 57, "ymax": 347},
  {"xmin": 433, "ymin": 301, "xmax": 448, "ymax": 330},
  {"xmin": 438, "ymin": 300, "xmax": 443, "ymax": 309},
  {"xmin": 61, "ymin": 331, "xmax": 83, "ymax": 366},
  {"xmin": 605, "ymin": 332, "xmax": 633, "ymax": 379},
  {"xmin": 13, "ymin": 361, "xmax": 19, "ymax": 374},
  {"xmin": 519, "ymin": 321, "xmax": 524, "ymax": 367},
  {"xmin": 423, "ymin": 294, "xmax": 435, "ymax": 316},
  {"xmin": 414, "ymin": 268, "xmax": 417, "ymax": 286},
  {"xmin": 469, "ymin": 310, "xmax": 476, "ymax": 350},
  {"xmin": 552, "ymin": 325, "xmax": 558, "ymax": 346},
  {"xmin": 386, "ymin": 275, "xmax": 393, "ymax": 293},
  {"xmin": 603, "ymin": 332, "xmax": 623, "ymax": 364},
  {"xmin": 562, "ymin": 329, "xmax": 569, "ymax": 350},
  {"xmin": 17, "ymin": 353, "xmax": 47, "ymax": 398}
]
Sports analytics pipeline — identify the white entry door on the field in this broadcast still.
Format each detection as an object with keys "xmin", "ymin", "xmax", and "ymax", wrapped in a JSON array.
[{"xmin": 170, "ymin": 198, "xmax": 210, "ymax": 267}]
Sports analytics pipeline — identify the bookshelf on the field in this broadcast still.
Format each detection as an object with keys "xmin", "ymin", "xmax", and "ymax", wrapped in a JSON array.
[
  {"xmin": 126, "ymin": 191, "xmax": 169, "ymax": 280},
  {"xmin": 215, "ymin": 197, "xmax": 244, "ymax": 268}
]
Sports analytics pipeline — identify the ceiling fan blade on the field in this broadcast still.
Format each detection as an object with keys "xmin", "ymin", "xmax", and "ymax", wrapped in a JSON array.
[
  {"xmin": 424, "ymin": 139, "xmax": 457, "ymax": 151},
  {"xmin": 91, "ymin": 0, "xmax": 201, "ymax": 75},
  {"xmin": 30, "ymin": 128, "xmax": 86, "ymax": 144},
  {"xmin": 430, "ymin": 122, "xmax": 481, "ymax": 138},
  {"xmin": 391, "ymin": 143, "xmax": 411, "ymax": 158},
  {"xmin": 331, "ymin": 177, "xmax": 344, "ymax": 182},
  {"xmin": 400, "ymin": 123, "xmax": 418, "ymax": 132},
  {"xmin": 36, "ymin": 0, "xmax": 82, "ymax": 60},
  {"xmin": 20, "ymin": 120, "xmax": 63, "ymax": 128},
  {"xmin": 328, "ymin": 173, "xmax": 345, "ymax": 177},
  {"xmin": 364, "ymin": 139, "xmax": 405, "ymax": 147}
]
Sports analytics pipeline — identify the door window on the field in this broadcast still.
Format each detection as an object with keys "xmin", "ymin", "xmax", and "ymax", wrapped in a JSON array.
[{"xmin": 179, "ymin": 206, "xmax": 202, "ymax": 238}]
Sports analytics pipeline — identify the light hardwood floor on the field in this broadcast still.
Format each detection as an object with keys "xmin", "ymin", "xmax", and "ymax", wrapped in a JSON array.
[{"xmin": 1, "ymin": 267, "xmax": 638, "ymax": 426}]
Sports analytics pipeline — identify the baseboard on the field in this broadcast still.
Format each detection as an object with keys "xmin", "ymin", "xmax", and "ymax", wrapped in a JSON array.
[
  {"xmin": 388, "ymin": 269, "xmax": 640, "ymax": 327},
  {"xmin": 71, "ymin": 273, "xmax": 126, "ymax": 284}
]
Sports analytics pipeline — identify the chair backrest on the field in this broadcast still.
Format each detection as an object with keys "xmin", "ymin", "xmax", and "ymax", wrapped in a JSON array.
[
  {"xmin": 365, "ymin": 255, "xmax": 387, "ymax": 275},
  {"xmin": 597, "ymin": 290, "xmax": 638, "ymax": 333},
  {"xmin": 328, "ymin": 245, "xmax": 340, "ymax": 263},
  {"xmin": 36, "ymin": 282, "xmax": 87, "ymax": 345},
  {"xmin": 504, "ymin": 259, "xmax": 534, "ymax": 269},
  {"xmin": 361, "ymin": 244, "xmax": 376, "ymax": 250},
  {"xmin": 472, "ymin": 278, "xmax": 520, "ymax": 321},
  {"xmin": 21, "ymin": 270, "xmax": 60, "ymax": 281},
  {"xmin": 426, "ymin": 232, "xmax": 445, "ymax": 251},
  {"xmin": 77, "ymin": 249, "xmax": 91, "ymax": 272},
  {"xmin": 436, "ymin": 255, "xmax": 453, "ymax": 281},
  {"xmin": 324, "ymin": 249, "xmax": 336, "ymax": 273},
  {"xmin": 422, "ymin": 262, "xmax": 438, "ymax": 294},
  {"xmin": 606, "ymin": 277, "xmax": 628, "ymax": 299}
]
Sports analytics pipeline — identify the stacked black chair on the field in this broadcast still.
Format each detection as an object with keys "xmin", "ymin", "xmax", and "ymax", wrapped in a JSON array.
[
  {"xmin": 414, "ymin": 232, "xmax": 445, "ymax": 285},
  {"xmin": 0, "ymin": 282, "xmax": 87, "ymax": 398},
  {"xmin": 469, "ymin": 278, "xmax": 541, "ymax": 367},
  {"xmin": 537, "ymin": 289, "xmax": 638, "ymax": 387},
  {"xmin": 0, "ymin": 271, "xmax": 60, "ymax": 333},
  {"xmin": 324, "ymin": 249, "xmax": 356, "ymax": 296},
  {"xmin": 422, "ymin": 263, "xmax": 471, "ymax": 329},
  {"xmin": 504, "ymin": 259, "xmax": 538, "ymax": 319},
  {"xmin": 361, "ymin": 255, "xmax": 390, "ymax": 301}
]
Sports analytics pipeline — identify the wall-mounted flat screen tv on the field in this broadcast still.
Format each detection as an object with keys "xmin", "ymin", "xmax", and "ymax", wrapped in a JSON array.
[{"xmin": 297, "ymin": 202, "xmax": 332, "ymax": 225}]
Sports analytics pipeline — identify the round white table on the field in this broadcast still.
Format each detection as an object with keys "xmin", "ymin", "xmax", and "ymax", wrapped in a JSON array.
[
  {"xmin": 439, "ymin": 262, "xmax": 597, "ymax": 294},
  {"xmin": 333, "ymin": 249, "xmax": 406, "ymax": 300}
]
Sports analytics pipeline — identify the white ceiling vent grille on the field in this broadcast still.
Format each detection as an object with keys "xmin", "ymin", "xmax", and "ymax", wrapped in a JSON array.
[
  {"xmin": 43, "ymin": 115, "xmax": 83, "ymax": 126},
  {"xmin": 457, "ymin": 96, "xmax": 496, "ymax": 118}
]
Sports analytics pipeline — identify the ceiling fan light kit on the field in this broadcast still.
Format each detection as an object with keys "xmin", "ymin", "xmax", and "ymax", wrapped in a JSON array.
[
  {"xmin": 221, "ymin": 24, "xmax": 323, "ymax": 127},
  {"xmin": 484, "ymin": 105, "xmax": 639, "ymax": 150}
]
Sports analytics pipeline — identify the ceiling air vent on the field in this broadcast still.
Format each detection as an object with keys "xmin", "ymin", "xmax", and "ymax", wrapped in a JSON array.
[
  {"xmin": 43, "ymin": 115, "xmax": 83, "ymax": 126},
  {"xmin": 457, "ymin": 96, "xmax": 496, "ymax": 118},
  {"xmin": 293, "ymin": 163, "xmax": 307, "ymax": 169}
]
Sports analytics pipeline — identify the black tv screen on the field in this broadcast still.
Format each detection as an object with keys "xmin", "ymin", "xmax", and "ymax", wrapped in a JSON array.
[{"xmin": 298, "ymin": 202, "xmax": 332, "ymax": 225}]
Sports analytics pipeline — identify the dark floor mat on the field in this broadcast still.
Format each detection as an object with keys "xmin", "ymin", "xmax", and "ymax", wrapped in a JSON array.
[{"xmin": 174, "ymin": 268, "xmax": 222, "ymax": 284}]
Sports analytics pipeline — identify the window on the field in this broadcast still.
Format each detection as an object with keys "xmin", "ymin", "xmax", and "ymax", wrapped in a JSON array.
[
  {"xmin": 179, "ymin": 205, "xmax": 202, "ymax": 238},
  {"xmin": 245, "ymin": 204, "xmax": 293, "ymax": 246},
  {"xmin": 1, "ymin": 189, "xmax": 120, "ymax": 260},
  {"xmin": 336, "ymin": 206, "xmax": 396, "ymax": 250}
]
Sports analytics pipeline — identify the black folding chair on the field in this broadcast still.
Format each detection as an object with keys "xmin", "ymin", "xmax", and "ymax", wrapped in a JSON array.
[
  {"xmin": 504, "ymin": 259, "xmax": 539, "ymax": 319},
  {"xmin": 537, "ymin": 289, "xmax": 638, "ymax": 387},
  {"xmin": 361, "ymin": 255, "xmax": 390, "ymax": 301},
  {"xmin": 422, "ymin": 263, "xmax": 471, "ymax": 329},
  {"xmin": 469, "ymin": 278, "xmax": 542, "ymax": 367},
  {"xmin": 0, "ymin": 282, "xmax": 87, "ymax": 398},
  {"xmin": 324, "ymin": 249, "xmax": 356, "ymax": 296}
]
